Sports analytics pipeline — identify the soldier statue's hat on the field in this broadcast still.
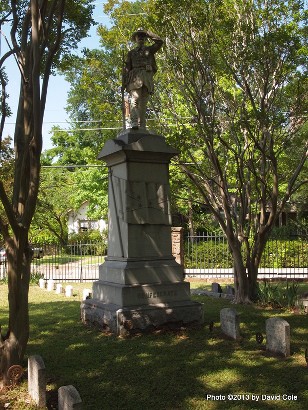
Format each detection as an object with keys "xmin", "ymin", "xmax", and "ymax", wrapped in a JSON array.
[{"xmin": 131, "ymin": 28, "xmax": 147, "ymax": 42}]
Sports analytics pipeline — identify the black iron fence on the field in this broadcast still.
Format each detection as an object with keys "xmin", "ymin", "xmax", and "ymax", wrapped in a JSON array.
[
  {"xmin": 1, "ymin": 234, "xmax": 307, "ymax": 282},
  {"xmin": 0, "ymin": 241, "xmax": 106, "ymax": 282},
  {"xmin": 185, "ymin": 232, "xmax": 308, "ymax": 279}
]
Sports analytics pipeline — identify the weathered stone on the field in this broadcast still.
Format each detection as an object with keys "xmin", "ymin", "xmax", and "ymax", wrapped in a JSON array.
[
  {"xmin": 66, "ymin": 285, "xmax": 73, "ymax": 297},
  {"xmin": 81, "ymin": 131, "xmax": 203, "ymax": 335},
  {"xmin": 225, "ymin": 285, "xmax": 235, "ymax": 295},
  {"xmin": 47, "ymin": 279, "xmax": 54, "ymax": 291},
  {"xmin": 28, "ymin": 355, "xmax": 46, "ymax": 408},
  {"xmin": 212, "ymin": 282, "xmax": 222, "ymax": 293},
  {"xmin": 58, "ymin": 385, "xmax": 82, "ymax": 410},
  {"xmin": 98, "ymin": 258, "xmax": 183, "ymax": 285},
  {"xmin": 56, "ymin": 283, "xmax": 63, "ymax": 294},
  {"xmin": 220, "ymin": 308, "xmax": 240, "ymax": 340},
  {"xmin": 299, "ymin": 298, "xmax": 308, "ymax": 313},
  {"xmin": 39, "ymin": 278, "xmax": 45, "ymax": 289},
  {"xmin": 81, "ymin": 299, "xmax": 203, "ymax": 336},
  {"xmin": 92, "ymin": 281, "xmax": 191, "ymax": 307},
  {"xmin": 266, "ymin": 317, "xmax": 290, "ymax": 357}
]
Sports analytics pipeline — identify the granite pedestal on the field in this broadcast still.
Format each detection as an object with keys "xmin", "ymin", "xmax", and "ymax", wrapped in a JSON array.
[{"xmin": 81, "ymin": 129, "xmax": 203, "ymax": 335}]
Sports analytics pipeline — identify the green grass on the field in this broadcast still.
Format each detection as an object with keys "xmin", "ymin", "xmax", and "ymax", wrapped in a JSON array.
[{"xmin": 0, "ymin": 281, "xmax": 308, "ymax": 409}]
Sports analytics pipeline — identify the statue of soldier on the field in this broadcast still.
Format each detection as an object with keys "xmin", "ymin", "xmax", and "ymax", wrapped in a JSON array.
[{"xmin": 123, "ymin": 28, "xmax": 163, "ymax": 129}]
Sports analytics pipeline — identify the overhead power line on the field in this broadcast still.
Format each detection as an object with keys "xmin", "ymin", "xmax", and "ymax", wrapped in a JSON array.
[
  {"xmin": 55, "ymin": 127, "xmax": 121, "ymax": 132},
  {"xmin": 42, "ymin": 164, "xmax": 106, "ymax": 169}
]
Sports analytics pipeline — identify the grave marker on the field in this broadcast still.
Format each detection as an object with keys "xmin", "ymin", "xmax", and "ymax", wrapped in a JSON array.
[
  {"xmin": 301, "ymin": 298, "xmax": 308, "ymax": 313},
  {"xmin": 66, "ymin": 285, "xmax": 73, "ymax": 297},
  {"xmin": 28, "ymin": 355, "xmax": 46, "ymax": 408},
  {"xmin": 56, "ymin": 283, "xmax": 63, "ymax": 294},
  {"xmin": 212, "ymin": 282, "xmax": 222, "ymax": 293},
  {"xmin": 266, "ymin": 317, "xmax": 290, "ymax": 357},
  {"xmin": 39, "ymin": 278, "xmax": 45, "ymax": 289},
  {"xmin": 225, "ymin": 285, "xmax": 235, "ymax": 295},
  {"xmin": 47, "ymin": 279, "xmax": 54, "ymax": 291},
  {"xmin": 58, "ymin": 385, "xmax": 82, "ymax": 410},
  {"xmin": 220, "ymin": 308, "xmax": 240, "ymax": 340}
]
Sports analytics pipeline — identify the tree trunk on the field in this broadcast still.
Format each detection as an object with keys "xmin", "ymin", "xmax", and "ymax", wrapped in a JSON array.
[
  {"xmin": 0, "ymin": 236, "xmax": 31, "ymax": 384},
  {"xmin": 247, "ymin": 262, "xmax": 259, "ymax": 301},
  {"xmin": 247, "ymin": 232, "xmax": 268, "ymax": 301},
  {"xmin": 0, "ymin": 0, "xmax": 93, "ymax": 384},
  {"xmin": 231, "ymin": 241, "xmax": 252, "ymax": 304}
]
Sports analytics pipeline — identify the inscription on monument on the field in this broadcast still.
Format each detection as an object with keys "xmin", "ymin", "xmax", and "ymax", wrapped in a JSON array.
[
  {"xmin": 137, "ymin": 290, "xmax": 178, "ymax": 299},
  {"xmin": 111, "ymin": 175, "xmax": 171, "ymax": 225}
]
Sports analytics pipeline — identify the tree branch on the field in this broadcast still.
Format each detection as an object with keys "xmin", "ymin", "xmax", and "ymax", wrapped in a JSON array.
[{"xmin": 0, "ymin": 181, "xmax": 18, "ymax": 235}]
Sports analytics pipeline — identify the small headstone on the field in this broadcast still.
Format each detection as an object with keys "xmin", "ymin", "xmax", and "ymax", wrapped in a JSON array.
[
  {"xmin": 220, "ymin": 308, "xmax": 240, "ymax": 340},
  {"xmin": 56, "ymin": 283, "xmax": 63, "ymax": 294},
  {"xmin": 65, "ymin": 285, "xmax": 73, "ymax": 297},
  {"xmin": 301, "ymin": 299, "xmax": 308, "ymax": 313},
  {"xmin": 39, "ymin": 278, "xmax": 45, "ymax": 289},
  {"xmin": 28, "ymin": 355, "xmax": 46, "ymax": 408},
  {"xmin": 47, "ymin": 279, "xmax": 54, "ymax": 291},
  {"xmin": 82, "ymin": 289, "xmax": 91, "ymax": 300},
  {"xmin": 58, "ymin": 385, "xmax": 82, "ymax": 410},
  {"xmin": 225, "ymin": 285, "xmax": 235, "ymax": 295},
  {"xmin": 266, "ymin": 317, "xmax": 290, "ymax": 357},
  {"xmin": 212, "ymin": 282, "xmax": 222, "ymax": 293}
]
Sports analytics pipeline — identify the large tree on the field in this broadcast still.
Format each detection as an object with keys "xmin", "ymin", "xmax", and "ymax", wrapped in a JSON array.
[
  {"xmin": 148, "ymin": 0, "xmax": 308, "ymax": 302},
  {"xmin": 0, "ymin": 0, "xmax": 94, "ymax": 382}
]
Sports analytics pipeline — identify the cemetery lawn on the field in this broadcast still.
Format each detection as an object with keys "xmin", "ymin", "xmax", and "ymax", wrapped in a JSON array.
[{"xmin": 0, "ymin": 281, "xmax": 307, "ymax": 410}]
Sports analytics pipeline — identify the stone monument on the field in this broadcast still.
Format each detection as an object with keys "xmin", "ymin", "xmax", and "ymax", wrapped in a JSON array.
[
  {"xmin": 80, "ymin": 29, "xmax": 203, "ymax": 336},
  {"xmin": 81, "ymin": 129, "xmax": 203, "ymax": 335}
]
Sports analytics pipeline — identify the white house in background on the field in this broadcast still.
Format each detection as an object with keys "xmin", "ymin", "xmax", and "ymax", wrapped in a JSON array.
[{"xmin": 67, "ymin": 201, "xmax": 107, "ymax": 235}]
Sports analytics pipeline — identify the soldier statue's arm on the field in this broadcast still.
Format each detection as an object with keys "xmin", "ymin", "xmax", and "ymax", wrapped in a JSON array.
[{"xmin": 146, "ymin": 30, "xmax": 164, "ymax": 53}]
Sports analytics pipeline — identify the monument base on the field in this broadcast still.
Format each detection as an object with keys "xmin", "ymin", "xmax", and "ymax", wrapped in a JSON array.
[{"xmin": 81, "ymin": 299, "xmax": 204, "ymax": 336}]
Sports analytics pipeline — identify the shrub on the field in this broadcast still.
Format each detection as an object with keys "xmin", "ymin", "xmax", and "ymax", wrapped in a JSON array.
[
  {"xmin": 185, "ymin": 239, "xmax": 232, "ymax": 269},
  {"xmin": 30, "ymin": 271, "xmax": 44, "ymax": 285},
  {"xmin": 67, "ymin": 230, "xmax": 108, "ymax": 256},
  {"xmin": 260, "ymin": 238, "xmax": 308, "ymax": 268},
  {"xmin": 0, "ymin": 271, "xmax": 44, "ymax": 285},
  {"xmin": 257, "ymin": 280, "xmax": 299, "ymax": 309},
  {"xmin": 185, "ymin": 235, "xmax": 308, "ymax": 269}
]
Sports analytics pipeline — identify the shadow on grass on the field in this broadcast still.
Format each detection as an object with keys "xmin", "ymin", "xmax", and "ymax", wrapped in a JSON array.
[{"xmin": 25, "ymin": 295, "xmax": 308, "ymax": 410}]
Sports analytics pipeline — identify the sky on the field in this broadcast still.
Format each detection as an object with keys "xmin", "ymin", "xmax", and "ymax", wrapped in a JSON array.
[{"xmin": 1, "ymin": 1, "xmax": 111, "ymax": 151}]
